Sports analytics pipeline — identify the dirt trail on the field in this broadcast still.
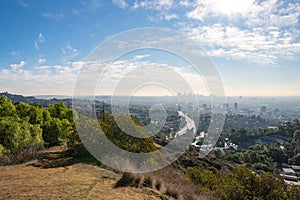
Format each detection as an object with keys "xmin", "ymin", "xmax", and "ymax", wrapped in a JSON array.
[{"xmin": 0, "ymin": 146, "xmax": 163, "ymax": 200}]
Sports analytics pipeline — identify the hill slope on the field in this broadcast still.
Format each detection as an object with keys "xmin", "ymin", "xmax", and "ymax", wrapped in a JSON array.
[{"xmin": 0, "ymin": 146, "xmax": 163, "ymax": 200}]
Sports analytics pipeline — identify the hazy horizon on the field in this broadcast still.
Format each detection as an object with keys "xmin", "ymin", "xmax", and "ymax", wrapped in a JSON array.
[{"xmin": 3, "ymin": 91, "xmax": 299, "ymax": 99}]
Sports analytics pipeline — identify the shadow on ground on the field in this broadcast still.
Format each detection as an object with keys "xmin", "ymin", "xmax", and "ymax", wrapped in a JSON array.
[{"xmin": 30, "ymin": 145, "xmax": 102, "ymax": 169}]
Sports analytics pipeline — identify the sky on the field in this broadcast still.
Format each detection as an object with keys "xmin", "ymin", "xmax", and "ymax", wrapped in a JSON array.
[{"xmin": 0, "ymin": 0, "xmax": 300, "ymax": 96}]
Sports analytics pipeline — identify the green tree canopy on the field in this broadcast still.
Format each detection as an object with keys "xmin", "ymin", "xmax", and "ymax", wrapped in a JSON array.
[
  {"xmin": 0, "ymin": 116, "xmax": 43, "ymax": 151},
  {"xmin": 0, "ymin": 96, "xmax": 16, "ymax": 117},
  {"xmin": 16, "ymin": 102, "xmax": 43, "ymax": 125}
]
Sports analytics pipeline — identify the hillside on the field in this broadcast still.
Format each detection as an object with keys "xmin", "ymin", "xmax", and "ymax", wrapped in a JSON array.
[
  {"xmin": 0, "ymin": 92, "xmax": 72, "ymax": 107},
  {"xmin": 0, "ymin": 146, "xmax": 164, "ymax": 200}
]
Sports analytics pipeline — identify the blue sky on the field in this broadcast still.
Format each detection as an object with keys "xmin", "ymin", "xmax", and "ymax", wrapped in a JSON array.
[{"xmin": 0, "ymin": 0, "xmax": 300, "ymax": 96}]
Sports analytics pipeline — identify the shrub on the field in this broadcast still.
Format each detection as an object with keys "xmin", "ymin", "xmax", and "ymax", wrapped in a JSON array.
[
  {"xmin": 165, "ymin": 187, "xmax": 179, "ymax": 199},
  {"xmin": 186, "ymin": 166, "xmax": 299, "ymax": 200},
  {"xmin": 41, "ymin": 118, "xmax": 72, "ymax": 146},
  {"xmin": 0, "ymin": 144, "xmax": 5, "ymax": 156},
  {"xmin": 187, "ymin": 167, "xmax": 217, "ymax": 190},
  {"xmin": 115, "ymin": 173, "xmax": 140, "ymax": 188},
  {"xmin": 0, "ymin": 145, "xmax": 41, "ymax": 165},
  {"xmin": 0, "ymin": 117, "xmax": 43, "ymax": 151},
  {"xmin": 142, "ymin": 176, "xmax": 153, "ymax": 188},
  {"xmin": 155, "ymin": 180, "xmax": 162, "ymax": 191}
]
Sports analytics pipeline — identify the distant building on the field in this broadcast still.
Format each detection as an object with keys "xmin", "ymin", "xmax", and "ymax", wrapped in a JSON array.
[
  {"xmin": 282, "ymin": 168, "xmax": 296, "ymax": 176},
  {"xmin": 291, "ymin": 165, "xmax": 300, "ymax": 176},
  {"xmin": 95, "ymin": 101, "xmax": 105, "ymax": 120},
  {"xmin": 261, "ymin": 106, "xmax": 267, "ymax": 113},
  {"xmin": 234, "ymin": 102, "xmax": 238, "ymax": 111},
  {"xmin": 224, "ymin": 137, "xmax": 238, "ymax": 150},
  {"xmin": 281, "ymin": 167, "xmax": 299, "ymax": 182},
  {"xmin": 224, "ymin": 103, "xmax": 229, "ymax": 110}
]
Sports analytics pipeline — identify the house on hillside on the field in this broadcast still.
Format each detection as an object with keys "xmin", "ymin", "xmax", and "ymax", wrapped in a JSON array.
[
  {"xmin": 281, "ymin": 167, "xmax": 299, "ymax": 182},
  {"xmin": 291, "ymin": 165, "xmax": 300, "ymax": 176}
]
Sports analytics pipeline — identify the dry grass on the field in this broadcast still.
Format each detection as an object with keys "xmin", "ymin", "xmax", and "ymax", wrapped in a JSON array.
[
  {"xmin": 0, "ymin": 146, "xmax": 163, "ymax": 200},
  {"xmin": 116, "ymin": 166, "xmax": 216, "ymax": 200},
  {"xmin": 0, "ymin": 145, "xmax": 40, "ymax": 166}
]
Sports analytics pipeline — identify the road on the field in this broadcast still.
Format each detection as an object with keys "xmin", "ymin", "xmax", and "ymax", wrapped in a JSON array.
[{"xmin": 174, "ymin": 111, "xmax": 196, "ymax": 138}]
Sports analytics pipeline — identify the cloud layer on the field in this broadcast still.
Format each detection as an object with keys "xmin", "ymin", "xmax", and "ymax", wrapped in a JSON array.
[{"xmin": 130, "ymin": 0, "xmax": 300, "ymax": 64}]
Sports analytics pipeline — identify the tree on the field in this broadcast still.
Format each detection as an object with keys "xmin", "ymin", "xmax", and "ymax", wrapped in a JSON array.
[
  {"xmin": 293, "ymin": 130, "xmax": 300, "ymax": 141},
  {"xmin": 16, "ymin": 102, "xmax": 43, "ymax": 125},
  {"xmin": 187, "ymin": 167, "xmax": 217, "ymax": 190},
  {"xmin": 41, "ymin": 103, "xmax": 74, "ymax": 146},
  {"xmin": 0, "ymin": 96, "xmax": 16, "ymax": 117},
  {"xmin": 0, "ymin": 117, "xmax": 43, "ymax": 152},
  {"xmin": 47, "ymin": 102, "xmax": 73, "ymax": 122},
  {"xmin": 100, "ymin": 113, "xmax": 157, "ymax": 153},
  {"xmin": 267, "ymin": 146, "xmax": 288, "ymax": 164},
  {"xmin": 257, "ymin": 172, "xmax": 287, "ymax": 199}
]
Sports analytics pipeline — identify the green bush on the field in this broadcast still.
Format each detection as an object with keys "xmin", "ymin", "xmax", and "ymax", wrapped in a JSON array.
[
  {"xmin": 0, "ymin": 117, "xmax": 43, "ymax": 151},
  {"xmin": 0, "ymin": 96, "xmax": 16, "ymax": 117},
  {"xmin": 0, "ymin": 144, "xmax": 5, "ymax": 156},
  {"xmin": 41, "ymin": 117, "xmax": 72, "ymax": 146},
  {"xmin": 99, "ymin": 112, "xmax": 157, "ymax": 153},
  {"xmin": 186, "ymin": 166, "xmax": 298, "ymax": 200},
  {"xmin": 187, "ymin": 167, "xmax": 217, "ymax": 190}
]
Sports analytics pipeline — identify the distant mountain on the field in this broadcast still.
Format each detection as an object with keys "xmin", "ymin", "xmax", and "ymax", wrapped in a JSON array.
[
  {"xmin": 35, "ymin": 95, "xmax": 72, "ymax": 99},
  {"xmin": 0, "ymin": 92, "xmax": 72, "ymax": 107}
]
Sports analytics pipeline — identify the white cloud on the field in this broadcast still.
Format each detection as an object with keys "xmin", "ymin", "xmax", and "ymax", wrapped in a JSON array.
[
  {"xmin": 61, "ymin": 43, "xmax": 79, "ymax": 63},
  {"xmin": 17, "ymin": 0, "xmax": 29, "ymax": 8},
  {"xmin": 38, "ymin": 33, "xmax": 46, "ymax": 43},
  {"xmin": 164, "ymin": 13, "xmax": 177, "ymax": 21},
  {"xmin": 72, "ymin": 9, "xmax": 81, "ymax": 15},
  {"xmin": 130, "ymin": 0, "xmax": 300, "ymax": 65},
  {"xmin": 1, "ymin": 58, "xmax": 216, "ymax": 96},
  {"xmin": 133, "ymin": 54, "xmax": 150, "ymax": 60},
  {"xmin": 132, "ymin": 0, "xmax": 173, "ymax": 11},
  {"xmin": 112, "ymin": 0, "xmax": 128, "ymax": 9},
  {"xmin": 10, "ymin": 61, "xmax": 26, "ymax": 71},
  {"xmin": 244, "ymin": 0, "xmax": 300, "ymax": 28},
  {"xmin": 181, "ymin": 0, "xmax": 300, "ymax": 64},
  {"xmin": 94, "ymin": 59, "xmax": 209, "ymax": 96},
  {"xmin": 184, "ymin": 23, "xmax": 300, "ymax": 64},
  {"xmin": 179, "ymin": 0, "xmax": 193, "ymax": 7},
  {"xmin": 34, "ymin": 41, "xmax": 39, "ymax": 51},
  {"xmin": 186, "ymin": 0, "xmax": 256, "ymax": 20},
  {"xmin": 42, "ymin": 12, "xmax": 65, "ymax": 20},
  {"xmin": 1, "ymin": 62, "xmax": 82, "ymax": 95},
  {"xmin": 38, "ymin": 58, "xmax": 46, "ymax": 63},
  {"xmin": 34, "ymin": 32, "xmax": 46, "ymax": 51},
  {"xmin": 10, "ymin": 51, "xmax": 20, "ymax": 58},
  {"xmin": 82, "ymin": 0, "xmax": 102, "ymax": 11}
]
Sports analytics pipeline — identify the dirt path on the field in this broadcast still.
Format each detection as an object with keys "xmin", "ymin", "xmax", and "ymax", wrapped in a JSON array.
[{"xmin": 0, "ymin": 147, "xmax": 163, "ymax": 200}]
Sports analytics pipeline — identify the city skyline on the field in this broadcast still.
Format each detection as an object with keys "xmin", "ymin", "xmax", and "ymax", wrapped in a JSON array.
[{"xmin": 0, "ymin": 0, "xmax": 300, "ymax": 96}]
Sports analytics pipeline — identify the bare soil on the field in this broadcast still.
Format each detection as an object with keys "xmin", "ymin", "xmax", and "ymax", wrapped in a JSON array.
[{"xmin": 0, "ymin": 146, "xmax": 164, "ymax": 200}]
